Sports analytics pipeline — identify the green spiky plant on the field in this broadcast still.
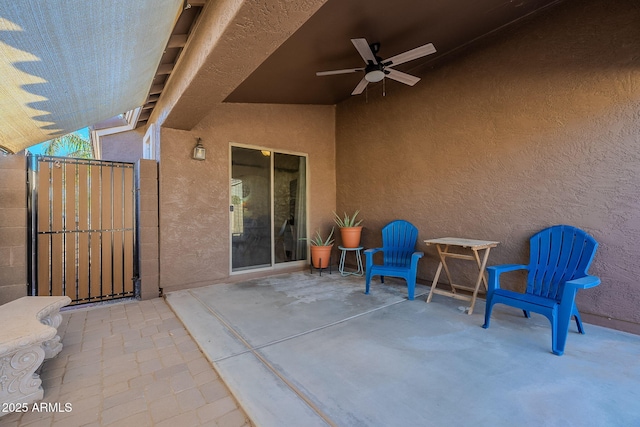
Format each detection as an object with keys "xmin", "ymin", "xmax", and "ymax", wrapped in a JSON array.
[
  {"xmin": 333, "ymin": 210, "xmax": 363, "ymax": 228},
  {"xmin": 302, "ymin": 227, "xmax": 335, "ymax": 246}
]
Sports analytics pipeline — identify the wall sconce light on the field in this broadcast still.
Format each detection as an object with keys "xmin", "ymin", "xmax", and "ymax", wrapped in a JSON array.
[{"xmin": 192, "ymin": 138, "xmax": 206, "ymax": 160}]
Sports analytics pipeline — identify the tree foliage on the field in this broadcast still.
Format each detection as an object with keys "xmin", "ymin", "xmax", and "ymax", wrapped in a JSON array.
[{"xmin": 43, "ymin": 132, "xmax": 93, "ymax": 158}]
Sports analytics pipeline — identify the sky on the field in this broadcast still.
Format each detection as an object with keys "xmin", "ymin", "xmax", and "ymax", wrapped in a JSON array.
[{"xmin": 26, "ymin": 127, "xmax": 90, "ymax": 156}]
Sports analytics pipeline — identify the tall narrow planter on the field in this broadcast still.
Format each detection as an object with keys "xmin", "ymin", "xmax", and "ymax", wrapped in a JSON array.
[
  {"xmin": 339, "ymin": 226, "xmax": 363, "ymax": 248},
  {"xmin": 310, "ymin": 245, "xmax": 333, "ymax": 268}
]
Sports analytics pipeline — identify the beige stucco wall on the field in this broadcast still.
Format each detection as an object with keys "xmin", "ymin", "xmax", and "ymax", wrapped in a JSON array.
[
  {"xmin": 0, "ymin": 155, "xmax": 27, "ymax": 304},
  {"xmin": 100, "ymin": 128, "xmax": 146, "ymax": 163},
  {"xmin": 335, "ymin": 0, "xmax": 640, "ymax": 332},
  {"xmin": 158, "ymin": 103, "xmax": 335, "ymax": 292},
  {"xmin": 137, "ymin": 159, "xmax": 161, "ymax": 300}
]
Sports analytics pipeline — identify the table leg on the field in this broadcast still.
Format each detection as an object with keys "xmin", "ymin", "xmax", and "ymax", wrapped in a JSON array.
[
  {"xmin": 467, "ymin": 247, "xmax": 492, "ymax": 315},
  {"xmin": 437, "ymin": 245, "xmax": 457, "ymax": 296},
  {"xmin": 472, "ymin": 248, "xmax": 490, "ymax": 292},
  {"xmin": 427, "ymin": 257, "xmax": 444, "ymax": 303}
]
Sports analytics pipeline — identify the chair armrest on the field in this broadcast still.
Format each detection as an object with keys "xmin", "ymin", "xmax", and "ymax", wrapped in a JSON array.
[
  {"xmin": 486, "ymin": 264, "xmax": 529, "ymax": 292},
  {"xmin": 365, "ymin": 247, "xmax": 383, "ymax": 269},
  {"xmin": 409, "ymin": 251, "xmax": 424, "ymax": 269},
  {"xmin": 560, "ymin": 275, "xmax": 601, "ymax": 304},
  {"xmin": 564, "ymin": 275, "xmax": 601, "ymax": 290}
]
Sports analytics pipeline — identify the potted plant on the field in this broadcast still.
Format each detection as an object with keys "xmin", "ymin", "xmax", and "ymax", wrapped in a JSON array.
[
  {"xmin": 333, "ymin": 210, "xmax": 363, "ymax": 248},
  {"xmin": 304, "ymin": 227, "xmax": 335, "ymax": 269}
]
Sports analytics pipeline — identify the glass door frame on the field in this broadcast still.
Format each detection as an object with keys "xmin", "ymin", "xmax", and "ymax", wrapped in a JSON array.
[{"xmin": 229, "ymin": 142, "xmax": 309, "ymax": 275}]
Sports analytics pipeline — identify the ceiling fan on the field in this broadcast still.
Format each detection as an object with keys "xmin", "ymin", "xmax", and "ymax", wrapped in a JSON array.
[{"xmin": 316, "ymin": 38, "xmax": 437, "ymax": 95}]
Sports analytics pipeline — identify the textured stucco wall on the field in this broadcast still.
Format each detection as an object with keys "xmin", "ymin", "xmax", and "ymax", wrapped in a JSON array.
[
  {"xmin": 100, "ymin": 128, "xmax": 145, "ymax": 163},
  {"xmin": 137, "ymin": 159, "xmax": 160, "ymax": 300},
  {"xmin": 159, "ymin": 103, "xmax": 335, "ymax": 292},
  {"xmin": 0, "ymin": 155, "xmax": 27, "ymax": 304},
  {"xmin": 336, "ymin": 0, "xmax": 640, "ymax": 332}
]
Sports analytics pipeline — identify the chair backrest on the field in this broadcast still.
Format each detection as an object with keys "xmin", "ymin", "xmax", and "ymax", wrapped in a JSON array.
[
  {"xmin": 527, "ymin": 225, "xmax": 598, "ymax": 300},
  {"xmin": 381, "ymin": 220, "xmax": 419, "ymax": 268}
]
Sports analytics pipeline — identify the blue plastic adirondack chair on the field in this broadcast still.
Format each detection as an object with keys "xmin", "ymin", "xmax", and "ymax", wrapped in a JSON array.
[
  {"xmin": 365, "ymin": 220, "xmax": 424, "ymax": 300},
  {"xmin": 483, "ymin": 225, "xmax": 600, "ymax": 355}
]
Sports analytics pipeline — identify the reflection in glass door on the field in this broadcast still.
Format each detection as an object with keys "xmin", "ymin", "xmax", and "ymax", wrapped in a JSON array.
[
  {"xmin": 231, "ymin": 147, "xmax": 307, "ymax": 272},
  {"xmin": 231, "ymin": 147, "xmax": 271, "ymax": 270},
  {"xmin": 274, "ymin": 153, "xmax": 306, "ymax": 264}
]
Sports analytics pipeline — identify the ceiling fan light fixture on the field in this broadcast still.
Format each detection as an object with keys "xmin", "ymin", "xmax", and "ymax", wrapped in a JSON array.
[
  {"xmin": 316, "ymin": 38, "xmax": 436, "ymax": 96},
  {"xmin": 365, "ymin": 69, "xmax": 385, "ymax": 83}
]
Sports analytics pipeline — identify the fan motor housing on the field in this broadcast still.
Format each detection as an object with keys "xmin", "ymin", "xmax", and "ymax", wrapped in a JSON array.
[{"xmin": 364, "ymin": 62, "xmax": 386, "ymax": 82}]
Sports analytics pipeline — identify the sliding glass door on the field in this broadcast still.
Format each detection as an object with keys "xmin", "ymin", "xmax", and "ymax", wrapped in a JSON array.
[
  {"xmin": 274, "ymin": 152, "xmax": 307, "ymax": 264},
  {"xmin": 231, "ymin": 146, "xmax": 307, "ymax": 272}
]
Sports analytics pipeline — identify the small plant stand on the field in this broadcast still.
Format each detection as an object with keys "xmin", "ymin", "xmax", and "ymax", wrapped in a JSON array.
[
  {"xmin": 310, "ymin": 254, "xmax": 332, "ymax": 276},
  {"xmin": 338, "ymin": 246, "xmax": 364, "ymax": 276}
]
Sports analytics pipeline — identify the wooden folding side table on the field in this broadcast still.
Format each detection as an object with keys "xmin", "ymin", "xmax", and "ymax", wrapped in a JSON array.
[{"xmin": 424, "ymin": 238, "xmax": 499, "ymax": 315}]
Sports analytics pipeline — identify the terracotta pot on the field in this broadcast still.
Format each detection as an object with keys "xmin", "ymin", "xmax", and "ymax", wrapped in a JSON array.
[
  {"xmin": 339, "ymin": 226, "xmax": 363, "ymax": 248},
  {"xmin": 310, "ymin": 245, "xmax": 332, "ymax": 268}
]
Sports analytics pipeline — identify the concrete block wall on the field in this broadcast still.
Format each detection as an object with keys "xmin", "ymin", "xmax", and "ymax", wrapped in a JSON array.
[
  {"xmin": 0, "ymin": 155, "xmax": 27, "ymax": 304},
  {"xmin": 137, "ymin": 159, "xmax": 160, "ymax": 300}
]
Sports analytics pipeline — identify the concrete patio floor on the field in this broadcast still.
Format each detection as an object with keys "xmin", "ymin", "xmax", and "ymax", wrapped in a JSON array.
[
  {"xmin": 3, "ymin": 298, "xmax": 251, "ymax": 427},
  {"xmin": 166, "ymin": 271, "xmax": 640, "ymax": 427}
]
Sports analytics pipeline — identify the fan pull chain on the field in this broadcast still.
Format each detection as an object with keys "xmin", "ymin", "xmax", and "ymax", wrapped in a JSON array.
[{"xmin": 383, "ymin": 78, "xmax": 386, "ymax": 97}]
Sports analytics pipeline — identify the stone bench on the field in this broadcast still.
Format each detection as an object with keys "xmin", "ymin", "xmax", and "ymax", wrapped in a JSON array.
[{"xmin": 0, "ymin": 296, "xmax": 71, "ymax": 414}]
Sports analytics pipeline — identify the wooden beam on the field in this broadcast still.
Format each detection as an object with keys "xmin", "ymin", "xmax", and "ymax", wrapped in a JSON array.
[
  {"xmin": 149, "ymin": 85, "xmax": 164, "ymax": 95},
  {"xmin": 167, "ymin": 34, "xmax": 188, "ymax": 49},
  {"xmin": 156, "ymin": 63, "xmax": 174, "ymax": 76}
]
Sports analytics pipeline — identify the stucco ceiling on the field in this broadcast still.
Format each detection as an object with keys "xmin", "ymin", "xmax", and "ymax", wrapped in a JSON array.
[
  {"xmin": 224, "ymin": 0, "xmax": 565, "ymax": 105},
  {"xmin": 0, "ymin": 0, "xmax": 567, "ymax": 151}
]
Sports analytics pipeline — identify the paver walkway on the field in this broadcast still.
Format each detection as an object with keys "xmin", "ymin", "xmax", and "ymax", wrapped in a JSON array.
[{"xmin": 2, "ymin": 298, "xmax": 252, "ymax": 427}]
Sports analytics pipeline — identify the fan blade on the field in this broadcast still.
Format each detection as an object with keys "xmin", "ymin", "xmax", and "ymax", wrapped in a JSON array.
[
  {"xmin": 351, "ymin": 77, "xmax": 369, "ymax": 95},
  {"xmin": 384, "ymin": 43, "xmax": 436, "ymax": 67},
  {"xmin": 351, "ymin": 38, "xmax": 378, "ymax": 64},
  {"xmin": 385, "ymin": 69, "xmax": 420, "ymax": 86},
  {"xmin": 316, "ymin": 68, "xmax": 364, "ymax": 76}
]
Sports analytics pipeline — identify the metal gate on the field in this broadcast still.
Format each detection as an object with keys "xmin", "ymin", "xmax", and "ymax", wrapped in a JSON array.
[{"xmin": 28, "ymin": 156, "xmax": 138, "ymax": 305}]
